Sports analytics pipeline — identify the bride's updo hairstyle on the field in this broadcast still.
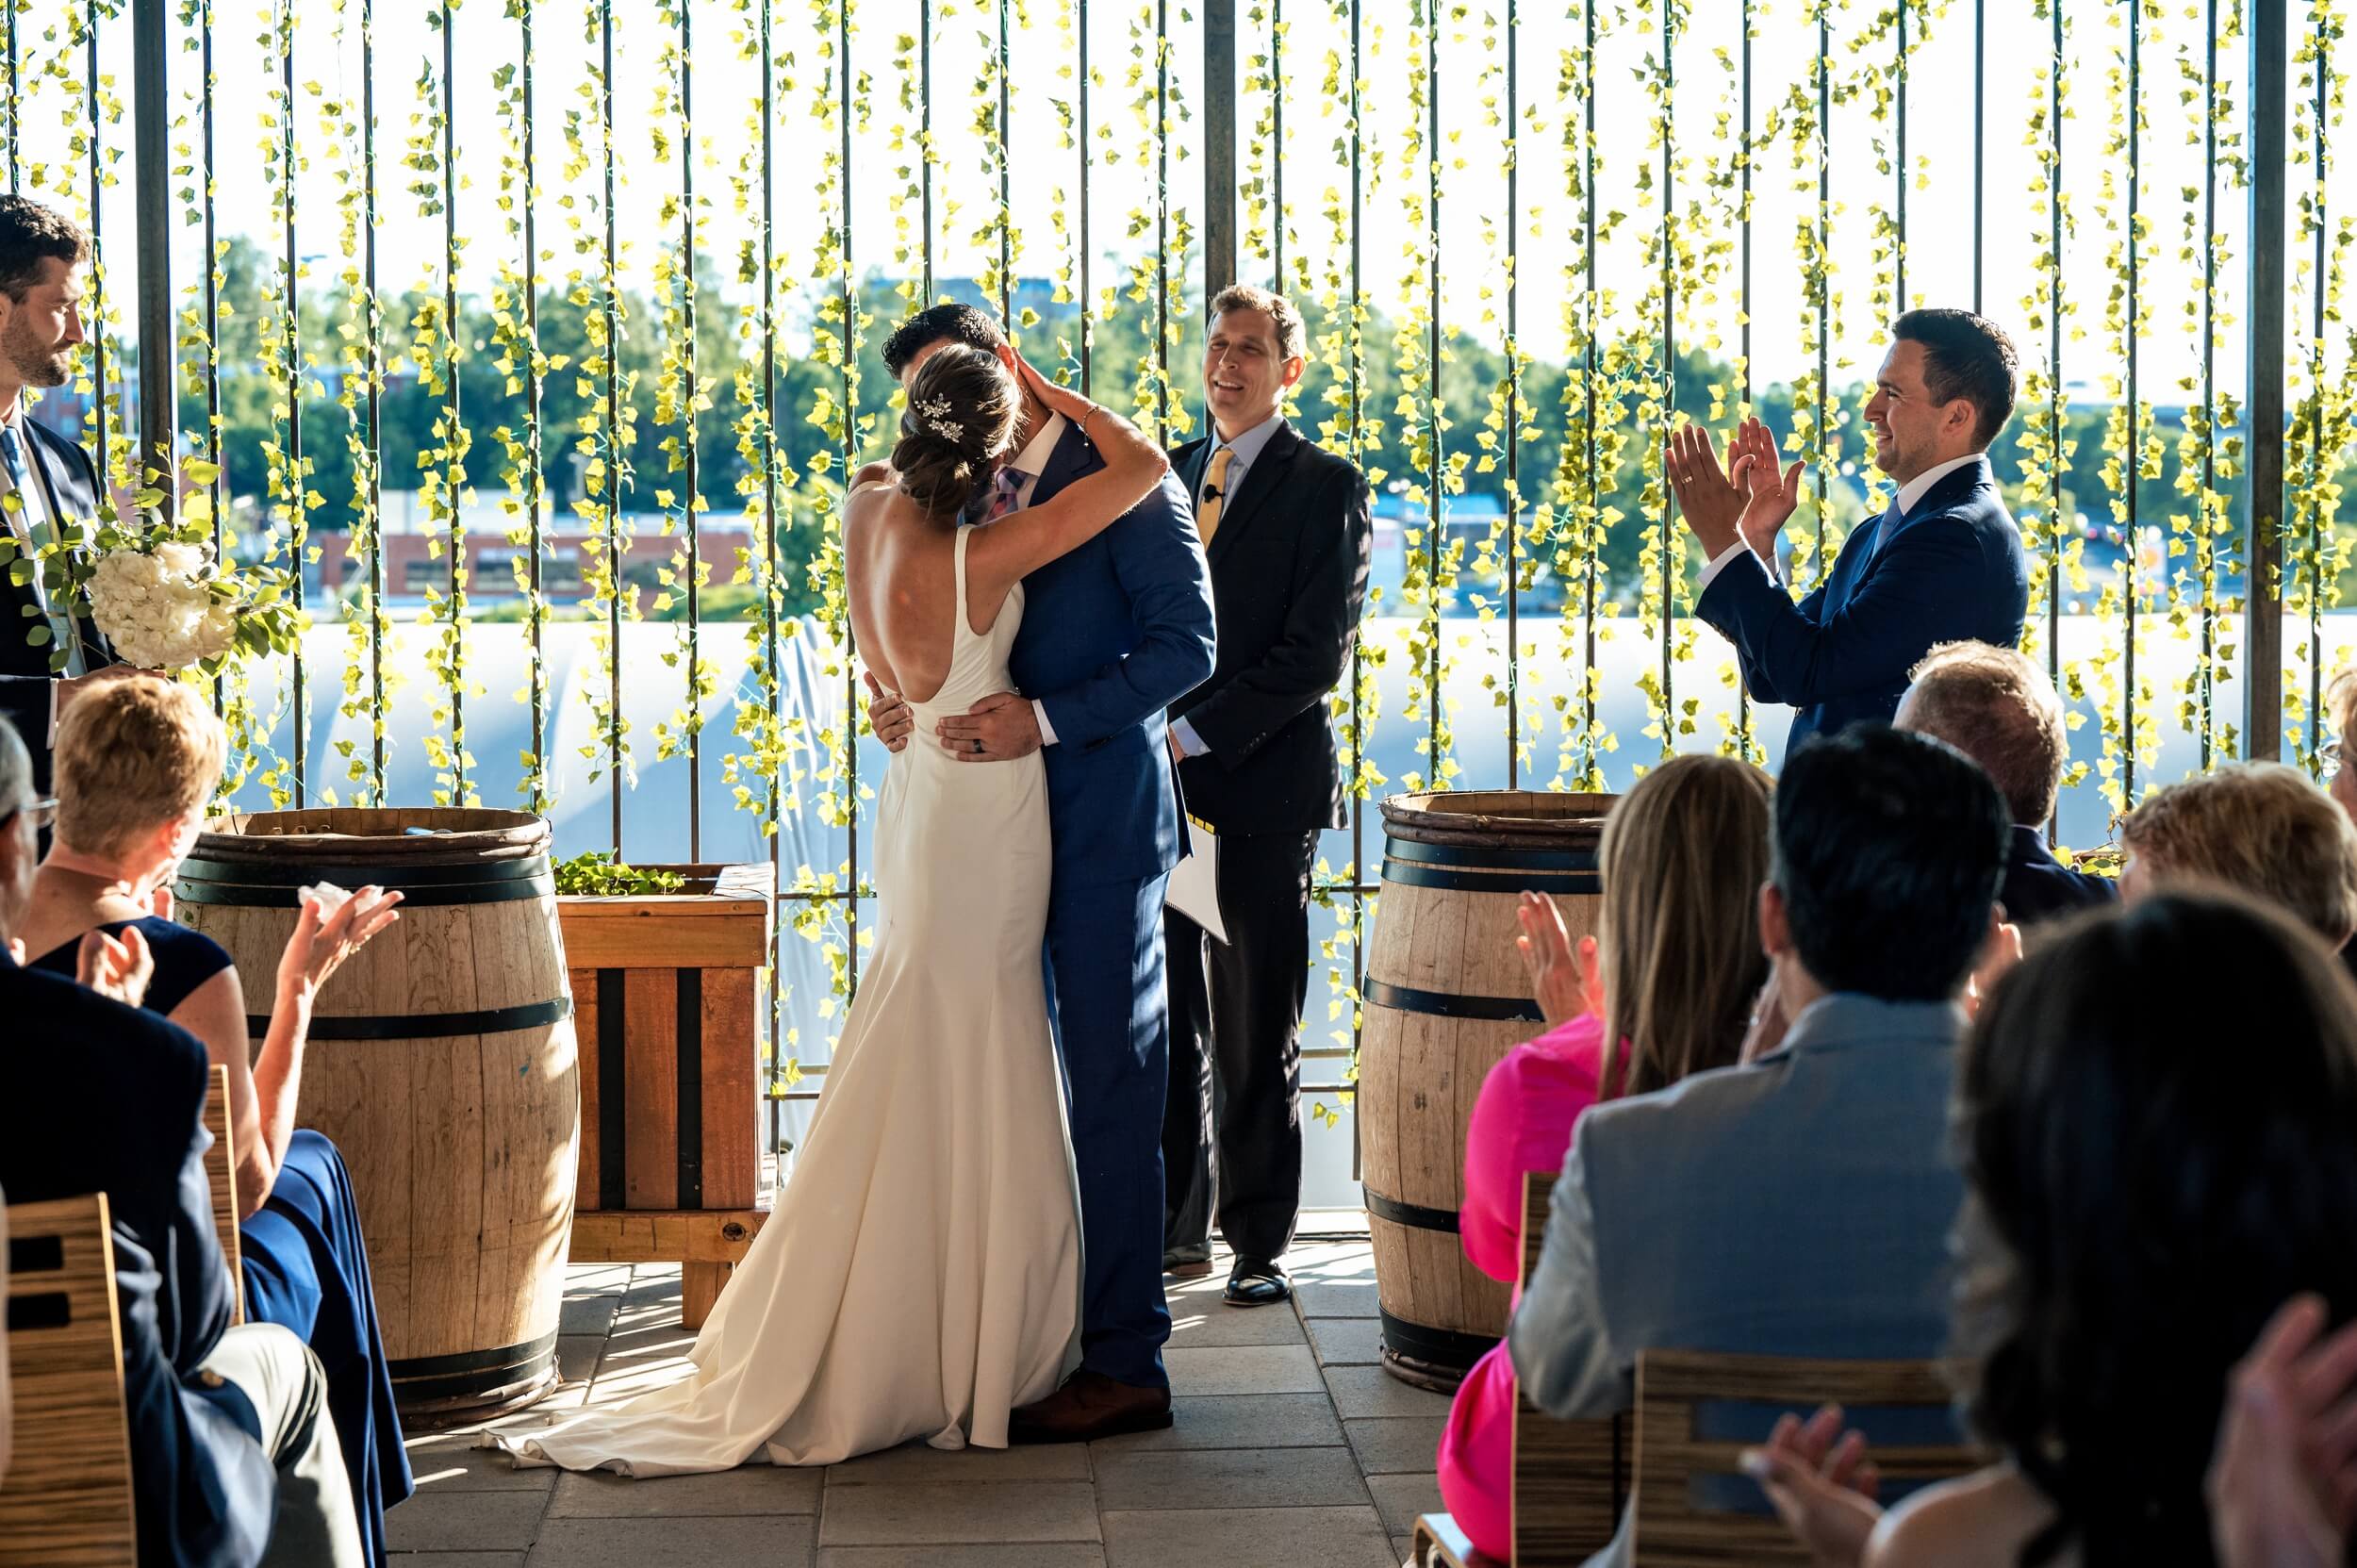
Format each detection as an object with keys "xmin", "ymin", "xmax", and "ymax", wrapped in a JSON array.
[{"xmin": 892, "ymin": 344, "xmax": 1021, "ymax": 517}]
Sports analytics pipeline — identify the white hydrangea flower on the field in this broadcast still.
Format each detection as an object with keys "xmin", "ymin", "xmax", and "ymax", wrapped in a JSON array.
[{"xmin": 88, "ymin": 539, "xmax": 239, "ymax": 670}]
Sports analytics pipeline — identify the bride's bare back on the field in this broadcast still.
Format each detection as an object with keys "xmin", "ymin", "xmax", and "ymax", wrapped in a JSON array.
[{"xmin": 843, "ymin": 468, "xmax": 1007, "ymax": 704}]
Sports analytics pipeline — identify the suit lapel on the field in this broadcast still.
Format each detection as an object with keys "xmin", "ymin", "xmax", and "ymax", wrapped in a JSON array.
[
  {"xmin": 1205, "ymin": 421, "xmax": 1296, "ymax": 564},
  {"xmin": 1181, "ymin": 439, "xmax": 1211, "ymax": 504},
  {"xmin": 20, "ymin": 421, "xmax": 108, "ymax": 668},
  {"xmin": 1841, "ymin": 455, "xmax": 1993, "ymax": 603},
  {"xmin": 1027, "ymin": 419, "xmax": 1096, "ymax": 507}
]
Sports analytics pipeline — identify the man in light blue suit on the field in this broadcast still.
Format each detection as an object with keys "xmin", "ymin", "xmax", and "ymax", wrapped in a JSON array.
[
  {"xmin": 1671, "ymin": 308, "xmax": 2032, "ymax": 754},
  {"xmin": 869, "ymin": 304, "xmax": 1216, "ymax": 1442},
  {"xmin": 1509, "ymin": 725, "xmax": 2012, "ymax": 1566}
]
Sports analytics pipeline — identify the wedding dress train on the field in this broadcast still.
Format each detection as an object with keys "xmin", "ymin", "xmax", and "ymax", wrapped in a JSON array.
[{"xmin": 485, "ymin": 519, "xmax": 1083, "ymax": 1473}]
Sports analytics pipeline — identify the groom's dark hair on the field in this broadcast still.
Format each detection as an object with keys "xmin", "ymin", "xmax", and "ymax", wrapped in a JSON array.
[{"xmin": 883, "ymin": 303, "xmax": 1008, "ymax": 378}]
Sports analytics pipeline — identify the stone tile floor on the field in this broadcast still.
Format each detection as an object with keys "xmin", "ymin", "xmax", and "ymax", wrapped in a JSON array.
[{"xmin": 391, "ymin": 1236, "xmax": 1442, "ymax": 1568}]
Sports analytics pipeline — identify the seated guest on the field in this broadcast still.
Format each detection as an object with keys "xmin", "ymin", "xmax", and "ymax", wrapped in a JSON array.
[
  {"xmin": 1508, "ymin": 724, "xmax": 2010, "ymax": 1566},
  {"xmin": 1894, "ymin": 639, "xmax": 2112, "ymax": 924},
  {"xmin": 2118, "ymin": 763, "xmax": 2357, "ymax": 953},
  {"xmin": 1746, "ymin": 889, "xmax": 2357, "ymax": 1564},
  {"xmin": 1437, "ymin": 754, "xmax": 1773, "ymax": 1561},
  {"xmin": 2327, "ymin": 667, "xmax": 2357, "ymax": 824},
  {"xmin": 0, "ymin": 714, "xmax": 365, "ymax": 1567},
  {"xmin": 13, "ymin": 675, "xmax": 411, "ymax": 1563},
  {"xmin": 1, "ymin": 1189, "xmax": 9, "ymax": 1487}
]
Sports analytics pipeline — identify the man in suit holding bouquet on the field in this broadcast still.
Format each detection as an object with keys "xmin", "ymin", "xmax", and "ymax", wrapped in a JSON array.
[{"xmin": 0, "ymin": 195, "xmax": 118, "ymax": 790}]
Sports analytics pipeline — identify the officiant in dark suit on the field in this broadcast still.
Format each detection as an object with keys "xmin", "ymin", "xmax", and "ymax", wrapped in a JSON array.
[
  {"xmin": 1162, "ymin": 285, "xmax": 1372, "ymax": 1308},
  {"xmin": 0, "ymin": 196, "xmax": 118, "ymax": 791}
]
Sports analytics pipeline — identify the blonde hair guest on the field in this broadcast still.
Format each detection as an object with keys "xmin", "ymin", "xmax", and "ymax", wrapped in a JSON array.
[
  {"xmin": 1435, "ymin": 753, "xmax": 1774, "ymax": 1563},
  {"xmin": 2118, "ymin": 763, "xmax": 2357, "ymax": 953},
  {"xmin": 17, "ymin": 672, "xmax": 402, "ymax": 1217}
]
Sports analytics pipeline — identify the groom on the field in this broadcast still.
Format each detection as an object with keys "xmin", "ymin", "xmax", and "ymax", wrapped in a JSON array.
[{"xmin": 869, "ymin": 304, "xmax": 1216, "ymax": 1441}]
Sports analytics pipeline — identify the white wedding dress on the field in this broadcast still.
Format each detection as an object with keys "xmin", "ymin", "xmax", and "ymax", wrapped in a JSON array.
[{"xmin": 485, "ymin": 515, "xmax": 1083, "ymax": 1473}]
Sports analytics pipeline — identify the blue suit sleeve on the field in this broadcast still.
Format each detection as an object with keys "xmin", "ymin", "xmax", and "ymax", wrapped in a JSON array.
[
  {"xmin": 1692, "ymin": 515, "xmax": 1990, "ymax": 707},
  {"xmin": 1036, "ymin": 469, "xmax": 1217, "ymax": 749}
]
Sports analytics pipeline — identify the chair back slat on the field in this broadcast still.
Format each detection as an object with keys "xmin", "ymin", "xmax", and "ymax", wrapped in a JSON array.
[
  {"xmin": 200, "ymin": 1065, "xmax": 243, "ymax": 1325},
  {"xmin": 1512, "ymin": 1169, "xmax": 1624, "ymax": 1566},
  {"xmin": 1631, "ymin": 1348, "xmax": 1981, "ymax": 1566},
  {"xmin": 0, "ymin": 1194, "xmax": 138, "ymax": 1567}
]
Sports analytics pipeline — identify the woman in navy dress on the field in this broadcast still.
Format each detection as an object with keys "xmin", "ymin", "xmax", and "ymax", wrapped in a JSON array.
[{"xmin": 19, "ymin": 672, "xmax": 411, "ymax": 1567}]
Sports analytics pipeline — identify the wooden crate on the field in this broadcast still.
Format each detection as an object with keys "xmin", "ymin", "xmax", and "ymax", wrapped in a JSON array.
[{"xmin": 559, "ymin": 863, "xmax": 774, "ymax": 1327}]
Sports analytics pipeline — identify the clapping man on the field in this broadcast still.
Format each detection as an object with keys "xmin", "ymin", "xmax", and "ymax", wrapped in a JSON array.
[
  {"xmin": 1160, "ymin": 286, "xmax": 1372, "ymax": 1306},
  {"xmin": 1670, "ymin": 308, "xmax": 2030, "ymax": 752},
  {"xmin": 0, "ymin": 196, "xmax": 118, "ymax": 791}
]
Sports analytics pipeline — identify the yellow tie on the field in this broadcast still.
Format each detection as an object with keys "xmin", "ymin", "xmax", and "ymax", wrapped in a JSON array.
[{"xmin": 1197, "ymin": 446, "xmax": 1235, "ymax": 546}]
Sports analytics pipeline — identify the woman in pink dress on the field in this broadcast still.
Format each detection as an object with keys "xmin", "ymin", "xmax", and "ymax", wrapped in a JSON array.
[{"xmin": 1436, "ymin": 754, "xmax": 1775, "ymax": 1560}]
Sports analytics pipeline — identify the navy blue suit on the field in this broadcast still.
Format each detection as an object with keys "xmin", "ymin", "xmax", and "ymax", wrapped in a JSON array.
[
  {"xmin": 1014, "ymin": 419, "xmax": 1216, "ymax": 1390},
  {"xmin": 2001, "ymin": 823, "xmax": 2116, "ymax": 927},
  {"xmin": 0, "ymin": 416, "xmax": 114, "ymax": 791},
  {"xmin": 1695, "ymin": 454, "xmax": 2029, "ymax": 752},
  {"xmin": 0, "ymin": 960, "xmax": 277, "ymax": 1568}
]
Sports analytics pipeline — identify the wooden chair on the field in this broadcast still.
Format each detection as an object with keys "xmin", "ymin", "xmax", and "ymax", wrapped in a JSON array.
[
  {"xmin": 0, "ymin": 1195, "xmax": 139, "ymax": 1566},
  {"xmin": 1628, "ymin": 1348, "xmax": 1983, "ymax": 1565},
  {"xmin": 1412, "ymin": 1171, "xmax": 1626, "ymax": 1567},
  {"xmin": 199, "ymin": 1065, "xmax": 243, "ymax": 1325}
]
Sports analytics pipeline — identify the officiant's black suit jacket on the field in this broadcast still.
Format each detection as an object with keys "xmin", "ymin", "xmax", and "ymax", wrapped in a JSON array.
[
  {"xmin": 0, "ymin": 413, "xmax": 113, "ymax": 784},
  {"xmin": 1168, "ymin": 419, "xmax": 1373, "ymax": 835}
]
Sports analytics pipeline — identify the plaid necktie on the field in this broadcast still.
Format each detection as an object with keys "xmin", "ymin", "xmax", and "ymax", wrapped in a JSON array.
[{"xmin": 983, "ymin": 468, "xmax": 1026, "ymax": 523}]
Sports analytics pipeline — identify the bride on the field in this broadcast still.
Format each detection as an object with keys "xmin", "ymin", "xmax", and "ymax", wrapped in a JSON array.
[{"xmin": 485, "ymin": 345, "xmax": 1172, "ymax": 1473}]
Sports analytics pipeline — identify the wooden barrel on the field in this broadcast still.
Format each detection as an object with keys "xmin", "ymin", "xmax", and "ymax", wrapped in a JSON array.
[
  {"xmin": 174, "ymin": 808, "xmax": 579, "ymax": 1419},
  {"xmin": 1362, "ymin": 790, "xmax": 1613, "ymax": 1392}
]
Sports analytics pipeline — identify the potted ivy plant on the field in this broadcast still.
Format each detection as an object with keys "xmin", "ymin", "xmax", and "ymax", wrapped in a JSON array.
[{"xmin": 554, "ymin": 853, "xmax": 775, "ymax": 1328}]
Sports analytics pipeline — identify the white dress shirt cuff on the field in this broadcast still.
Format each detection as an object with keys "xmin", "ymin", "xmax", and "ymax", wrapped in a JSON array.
[
  {"xmin": 1032, "ymin": 700, "xmax": 1058, "ymax": 748},
  {"xmin": 1170, "ymin": 717, "xmax": 1208, "ymax": 758},
  {"xmin": 1697, "ymin": 536, "xmax": 1777, "ymax": 593}
]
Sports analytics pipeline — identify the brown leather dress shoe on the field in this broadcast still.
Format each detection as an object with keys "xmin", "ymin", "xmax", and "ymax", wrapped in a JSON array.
[{"xmin": 1007, "ymin": 1369, "xmax": 1174, "ymax": 1444}]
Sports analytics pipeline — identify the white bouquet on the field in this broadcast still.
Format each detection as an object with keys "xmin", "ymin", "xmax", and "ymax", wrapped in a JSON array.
[
  {"xmin": 63, "ymin": 503, "xmax": 304, "ymax": 677},
  {"xmin": 87, "ymin": 538, "xmax": 240, "ymax": 670}
]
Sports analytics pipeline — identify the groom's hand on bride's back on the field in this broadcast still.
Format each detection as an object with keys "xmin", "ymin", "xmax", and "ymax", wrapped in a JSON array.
[
  {"xmin": 936, "ymin": 691, "xmax": 1042, "ymax": 761},
  {"xmin": 864, "ymin": 671, "xmax": 914, "ymax": 752}
]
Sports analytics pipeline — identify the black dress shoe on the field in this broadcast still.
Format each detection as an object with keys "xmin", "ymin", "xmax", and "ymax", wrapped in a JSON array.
[
  {"xmin": 1224, "ymin": 1258, "xmax": 1291, "ymax": 1308},
  {"xmin": 1162, "ymin": 1243, "xmax": 1214, "ymax": 1280}
]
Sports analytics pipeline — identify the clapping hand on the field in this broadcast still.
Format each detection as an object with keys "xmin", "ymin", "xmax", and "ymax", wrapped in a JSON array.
[
  {"xmin": 76, "ymin": 924, "xmax": 155, "ymax": 1010},
  {"xmin": 1728, "ymin": 416, "xmax": 1806, "ymax": 555},
  {"xmin": 273, "ymin": 884, "xmax": 404, "ymax": 1007},
  {"xmin": 1666, "ymin": 418, "xmax": 1806, "ymax": 563},
  {"xmin": 1514, "ymin": 892, "xmax": 1596, "ymax": 1031},
  {"xmin": 1741, "ymin": 1404, "xmax": 1885, "ymax": 1568},
  {"xmin": 2208, "ymin": 1295, "xmax": 2357, "ymax": 1568}
]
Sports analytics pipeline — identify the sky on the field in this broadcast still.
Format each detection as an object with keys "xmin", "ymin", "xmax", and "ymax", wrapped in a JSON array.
[{"xmin": 3, "ymin": 0, "xmax": 2329, "ymax": 417}]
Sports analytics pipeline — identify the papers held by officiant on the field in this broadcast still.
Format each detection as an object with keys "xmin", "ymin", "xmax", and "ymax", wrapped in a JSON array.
[{"xmin": 1166, "ymin": 815, "xmax": 1227, "ymax": 944}]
